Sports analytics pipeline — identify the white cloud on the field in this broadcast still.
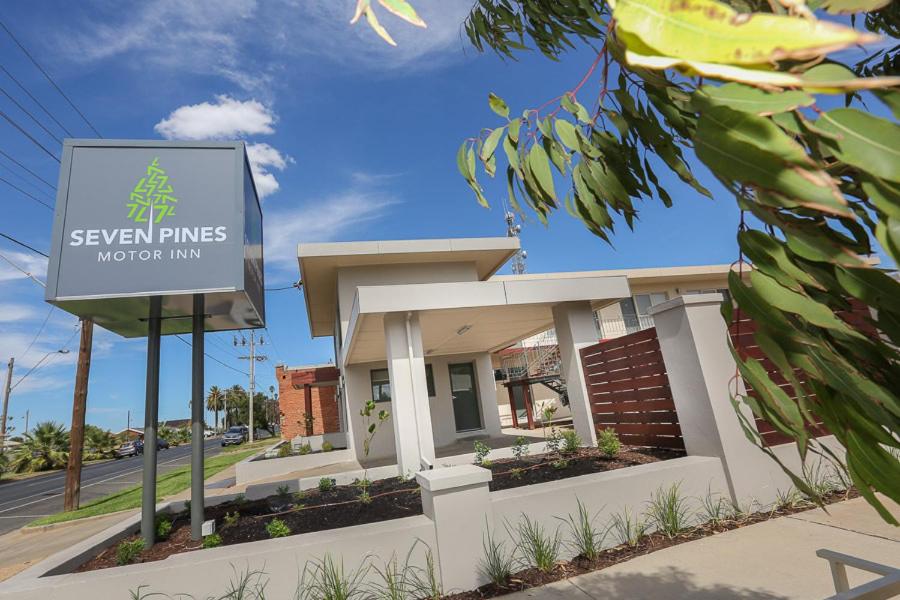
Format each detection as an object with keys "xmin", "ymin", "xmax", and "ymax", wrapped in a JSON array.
[
  {"xmin": 155, "ymin": 95, "xmax": 275, "ymax": 140},
  {"xmin": 265, "ymin": 184, "xmax": 399, "ymax": 271},
  {"xmin": 0, "ymin": 250, "xmax": 47, "ymax": 284},
  {"xmin": 0, "ymin": 303, "xmax": 39, "ymax": 322},
  {"xmin": 246, "ymin": 142, "xmax": 293, "ymax": 199}
]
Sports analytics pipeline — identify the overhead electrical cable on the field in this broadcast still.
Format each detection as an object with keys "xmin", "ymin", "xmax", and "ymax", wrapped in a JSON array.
[
  {"xmin": 0, "ymin": 174, "xmax": 53, "ymax": 209},
  {"xmin": 0, "ymin": 64, "xmax": 73, "ymax": 137},
  {"xmin": 0, "ymin": 84, "xmax": 62, "ymax": 143},
  {"xmin": 0, "ymin": 20, "xmax": 101, "ymax": 137},
  {"xmin": 0, "ymin": 231, "xmax": 49, "ymax": 257},
  {"xmin": 10, "ymin": 323, "xmax": 80, "ymax": 391},
  {"xmin": 0, "ymin": 147, "xmax": 56, "ymax": 189},
  {"xmin": 0, "ymin": 108, "xmax": 60, "ymax": 162},
  {"xmin": 174, "ymin": 335, "xmax": 250, "ymax": 376},
  {"xmin": 20, "ymin": 305, "xmax": 55, "ymax": 361},
  {"xmin": 0, "ymin": 160, "xmax": 55, "ymax": 201},
  {"xmin": 0, "ymin": 249, "xmax": 45, "ymax": 287}
]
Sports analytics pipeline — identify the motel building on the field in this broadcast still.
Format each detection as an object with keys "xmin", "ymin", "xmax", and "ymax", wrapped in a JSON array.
[{"xmin": 275, "ymin": 237, "xmax": 734, "ymax": 477}]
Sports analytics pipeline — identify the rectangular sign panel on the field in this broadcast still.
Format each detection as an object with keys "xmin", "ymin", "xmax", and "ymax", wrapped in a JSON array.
[{"xmin": 46, "ymin": 140, "xmax": 265, "ymax": 337}]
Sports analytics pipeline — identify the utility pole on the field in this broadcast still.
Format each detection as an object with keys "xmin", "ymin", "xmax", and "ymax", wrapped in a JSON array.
[
  {"xmin": 1, "ymin": 357, "xmax": 13, "ymax": 448},
  {"xmin": 235, "ymin": 332, "xmax": 267, "ymax": 442},
  {"xmin": 64, "ymin": 319, "xmax": 94, "ymax": 511},
  {"xmin": 23, "ymin": 410, "xmax": 29, "ymax": 435}
]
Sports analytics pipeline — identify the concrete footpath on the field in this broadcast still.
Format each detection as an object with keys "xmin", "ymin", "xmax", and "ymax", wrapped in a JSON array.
[{"xmin": 509, "ymin": 496, "xmax": 900, "ymax": 600}]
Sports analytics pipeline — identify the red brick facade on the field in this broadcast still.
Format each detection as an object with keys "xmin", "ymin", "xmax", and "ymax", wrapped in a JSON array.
[{"xmin": 276, "ymin": 364, "xmax": 341, "ymax": 440}]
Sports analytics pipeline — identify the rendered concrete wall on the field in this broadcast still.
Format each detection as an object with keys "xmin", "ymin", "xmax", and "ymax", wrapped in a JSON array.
[
  {"xmin": 235, "ymin": 446, "xmax": 355, "ymax": 485},
  {"xmin": 552, "ymin": 301, "xmax": 600, "ymax": 446}
]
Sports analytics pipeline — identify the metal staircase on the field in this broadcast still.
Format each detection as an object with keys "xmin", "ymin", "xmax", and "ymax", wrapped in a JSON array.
[{"xmin": 499, "ymin": 330, "xmax": 568, "ymax": 406}]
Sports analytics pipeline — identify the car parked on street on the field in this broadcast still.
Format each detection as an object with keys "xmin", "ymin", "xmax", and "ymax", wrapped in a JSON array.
[
  {"xmin": 157, "ymin": 438, "xmax": 170, "ymax": 450},
  {"xmin": 221, "ymin": 426, "xmax": 247, "ymax": 446},
  {"xmin": 114, "ymin": 440, "xmax": 143, "ymax": 458}
]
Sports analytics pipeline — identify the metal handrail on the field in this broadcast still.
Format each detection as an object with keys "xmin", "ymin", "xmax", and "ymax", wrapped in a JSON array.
[{"xmin": 817, "ymin": 548, "xmax": 900, "ymax": 600}]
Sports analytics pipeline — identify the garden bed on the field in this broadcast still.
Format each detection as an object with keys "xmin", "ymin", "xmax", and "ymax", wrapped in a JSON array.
[
  {"xmin": 482, "ymin": 445, "xmax": 684, "ymax": 492},
  {"xmin": 75, "ymin": 475, "xmax": 422, "ymax": 572},
  {"xmin": 446, "ymin": 487, "xmax": 860, "ymax": 599}
]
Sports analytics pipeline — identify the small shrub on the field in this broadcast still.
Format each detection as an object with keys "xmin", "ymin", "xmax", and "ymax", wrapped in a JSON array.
[
  {"xmin": 698, "ymin": 487, "xmax": 730, "ymax": 527},
  {"xmin": 371, "ymin": 553, "xmax": 411, "ymax": 600},
  {"xmin": 276, "ymin": 484, "xmax": 291, "ymax": 499},
  {"xmin": 408, "ymin": 544, "xmax": 442, "ymax": 600},
  {"xmin": 558, "ymin": 499, "xmax": 606, "ymax": 562},
  {"xmin": 510, "ymin": 467, "xmax": 524, "ymax": 480},
  {"xmin": 319, "ymin": 477, "xmax": 336, "ymax": 492},
  {"xmin": 774, "ymin": 488, "xmax": 808, "ymax": 512},
  {"xmin": 358, "ymin": 489, "xmax": 372, "ymax": 505},
  {"xmin": 155, "ymin": 516, "xmax": 172, "ymax": 541},
  {"xmin": 561, "ymin": 429, "xmax": 582, "ymax": 454},
  {"xmin": 116, "ymin": 538, "xmax": 145, "ymax": 566},
  {"xmin": 183, "ymin": 499, "xmax": 191, "ymax": 514},
  {"xmin": 551, "ymin": 458, "xmax": 569, "ymax": 470},
  {"xmin": 479, "ymin": 525, "xmax": 514, "ymax": 586},
  {"xmin": 298, "ymin": 443, "xmax": 312, "ymax": 455},
  {"xmin": 277, "ymin": 444, "xmax": 292, "ymax": 458},
  {"xmin": 646, "ymin": 483, "xmax": 691, "ymax": 538},
  {"xmin": 511, "ymin": 436, "xmax": 530, "ymax": 462},
  {"xmin": 202, "ymin": 533, "xmax": 222, "ymax": 549},
  {"xmin": 223, "ymin": 511, "xmax": 240, "ymax": 528},
  {"xmin": 473, "ymin": 440, "xmax": 492, "ymax": 466},
  {"xmin": 322, "ymin": 441, "xmax": 334, "ymax": 452},
  {"xmin": 297, "ymin": 554, "xmax": 369, "ymax": 600},
  {"xmin": 234, "ymin": 493, "xmax": 246, "ymax": 505},
  {"xmin": 266, "ymin": 518, "xmax": 291, "ymax": 538},
  {"xmin": 610, "ymin": 508, "xmax": 647, "ymax": 547},
  {"xmin": 354, "ymin": 477, "xmax": 371, "ymax": 488},
  {"xmin": 507, "ymin": 514, "xmax": 561, "ymax": 573},
  {"xmin": 545, "ymin": 429, "xmax": 562, "ymax": 455},
  {"xmin": 597, "ymin": 428, "xmax": 621, "ymax": 458}
]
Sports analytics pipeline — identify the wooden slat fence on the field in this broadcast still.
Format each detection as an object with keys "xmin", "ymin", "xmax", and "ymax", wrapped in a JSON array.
[{"xmin": 580, "ymin": 328, "xmax": 684, "ymax": 449}]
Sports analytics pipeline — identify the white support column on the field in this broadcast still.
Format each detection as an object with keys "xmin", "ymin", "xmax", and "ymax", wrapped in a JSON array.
[
  {"xmin": 552, "ymin": 301, "xmax": 599, "ymax": 447},
  {"xmin": 384, "ymin": 312, "xmax": 436, "ymax": 476},
  {"xmin": 650, "ymin": 294, "xmax": 783, "ymax": 505},
  {"xmin": 474, "ymin": 353, "xmax": 502, "ymax": 436}
]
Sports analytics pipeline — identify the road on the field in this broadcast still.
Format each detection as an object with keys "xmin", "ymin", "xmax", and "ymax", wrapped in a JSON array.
[{"xmin": 0, "ymin": 438, "xmax": 224, "ymax": 536}]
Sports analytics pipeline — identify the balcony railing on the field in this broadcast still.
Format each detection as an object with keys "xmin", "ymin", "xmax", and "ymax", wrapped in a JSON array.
[{"xmin": 597, "ymin": 314, "xmax": 655, "ymax": 339}]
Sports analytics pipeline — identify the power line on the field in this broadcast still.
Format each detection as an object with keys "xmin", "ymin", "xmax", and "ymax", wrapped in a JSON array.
[
  {"xmin": 0, "ymin": 147, "xmax": 56, "ymax": 189},
  {"xmin": 0, "ymin": 160, "xmax": 55, "ymax": 201},
  {"xmin": 20, "ymin": 305, "xmax": 55, "ymax": 361},
  {"xmin": 0, "ymin": 108, "xmax": 60, "ymax": 162},
  {"xmin": 0, "ymin": 248, "xmax": 46, "ymax": 287},
  {"xmin": 10, "ymin": 324, "xmax": 79, "ymax": 391},
  {"xmin": 0, "ymin": 231, "xmax": 49, "ymax": 257},
  {"xmin": 0, "ymin": 64, "xmax": 72, "ymax": 137},
  {"xmin": 265, "ymin": 282, "xmax": 300, "ymax": 291},
  {"xmin": 0, "ymin": 83, "xmax": 62, "ymax": 143},
  {"xmin": 0, "ymin": 20, "xmax": 101, "ymax": 137},
  {"xmin": 0, "ymin": 174, "xmax": 53, "ymax": 209},
  {"xmin": 174, "ymin": 335, "xmax": 249, "ymax": 376}
]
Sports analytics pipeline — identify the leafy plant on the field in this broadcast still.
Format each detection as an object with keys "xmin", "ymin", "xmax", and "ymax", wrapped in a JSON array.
[
  {"xmin": 646, "ymin": 483, "xmax": 692, "ymax": 538},
  {"xmin": 276, "ymin": 484, "xmax": 291, "ymax": 499},
  {"xmin": 319, "ymin": 477, "xmax": 336, "ymax": 493},
  {"xmin": 371, "ymin": 553, "xmax": 411, "ymax": 600},
  {"xmin": 507, "ymin": 514, "xmax": 562, "ymax": 573},
  {"xmin": 560, "ymin": 429, "xmax": 582, "ymax": 454},
  {"xmin": 223, "ymin": 511, "xmax": 240, "ymax": 528},
  {"xmin": 474, "ymin": 440, "xmax": 492, "ymax": 466},
  {"xmin": 610, "ymin": 508, "xmax": 647, "ymax": 547},
  {"xmin": 202, "ymin": 533, "xmax": 223, "ymax": 549},
  {"xmin": 155, "ymin": 516, "xmax": 172, "ymax": 541},
  {"xmin": 698, "ymin": 487, "xmax": 731, "ymax": 527},
  {"xmin": 298, "ymin": 443, "xmax": 312, "ymax": 456},
  {"xmin": 234, "ymin": 493, "xmax": 246, "ymax": 505},
  {"xmin": 545, "ymin": 429, "xmax": 562, "ymax": 456},
  {"xmin": 773, "ymin": 488, "xmax": 808, "ymax": 512},
  {"xmin": 407, "ymin": 544, "xmax": 442, "ymax": 600},
  {"xmin": 559, "ymin": 499, "xmax": 607, "ymax": 562},
  {"xmin": 510, "ymin": 467, "xmax": 523, "ymax": 480},
  {"xmin": 597, "ymin": 428, "xmax": 621, "ymax": 458},
  {"xmin": 358, "ymin": 489, "xmax": 372, "ymax": 505},
  {"xmin": 551, "ymin": 458, "xmax": 569, "ymax": 470},
  {"xmin": 479, "ymin": 523, "xmax": 515, "ymax": 586},
  {"xmin": 322, "ymin": 441, "xmax": 334, "ymax": 452},
  {"xmin": 183, "ymin": 499, "xmax": 190, "ymax": 514},
  {"xmin": 278, "ymin": 444, "xmax": 292, "ymax": 458},
  {"xmin": 511, "ymin": 436, "xmax": 530, "ymax": 462},
  {"xmin": 297, "ymin": 554, "xmax": 369, "ymax": 600},
  {"xmin": 11, "ymin": 421, "xmax": 69, "ymax": 473},
  {"xmin": 359, "ymin": 399, "xmax": 390, "ymax": 503},
  {"xmin": 266, "ymin": 518, "xmax": 291, "ymax": 538},
  {"xmin": 83, "ymin": 424, "xmax": 118, "ymax": 460},
  {"xmin": 116, "ymin": 538, "xmax": 145, "ymax": 566}
]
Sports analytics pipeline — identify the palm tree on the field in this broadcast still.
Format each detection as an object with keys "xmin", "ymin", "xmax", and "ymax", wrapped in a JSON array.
[
  {"xmin": 83, "ymin": 425, "xmax": 117, "ymax": 460},
  {"xmin": 206, "ymin": 386, "xmax": 225, "ymax": 432},
  {"xmin": 12, "ymin": 421, "xmax": 69, "ymax": 473}
]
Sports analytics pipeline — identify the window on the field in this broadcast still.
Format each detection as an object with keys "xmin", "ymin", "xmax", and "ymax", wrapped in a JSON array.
[
  {"xmin": 371, "ymin": 369, "xmax": 391, "ymax": 403},
  {"xmin": 425, "ymin": 364, "xmax": 436, "ymax": 397},
  {"xmin": 634, "ymin": 292, "xmax": 668, "ymax": 316}
]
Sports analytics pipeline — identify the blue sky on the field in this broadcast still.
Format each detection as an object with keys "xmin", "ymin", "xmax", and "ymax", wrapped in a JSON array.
[{"xmin": 0, "ymin": 1, "xmax": 871, "ymax": 434}]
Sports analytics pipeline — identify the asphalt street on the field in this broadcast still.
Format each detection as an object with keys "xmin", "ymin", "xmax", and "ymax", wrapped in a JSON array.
[{"xmin": 0, "ymin": 438, "xmax": 224, "ymax": 536}]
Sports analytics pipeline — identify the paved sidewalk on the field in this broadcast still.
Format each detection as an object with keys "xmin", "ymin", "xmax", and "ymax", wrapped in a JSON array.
[{"xmin": 508, "ymin": 496, "xmax": 900, "ymax": 600}]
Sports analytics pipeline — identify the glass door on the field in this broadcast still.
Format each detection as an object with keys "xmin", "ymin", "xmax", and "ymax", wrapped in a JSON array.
[{"xmin": 449, "ymin": 362, "xmax": 482, "ymax": 432}]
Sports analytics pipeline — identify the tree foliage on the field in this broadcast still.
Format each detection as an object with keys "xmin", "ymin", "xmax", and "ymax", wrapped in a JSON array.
[
  {"xmin": 353, "ymin": 0, "xmax": 900, "ymax": 522},
  {"xmin": 83, "ymin": 424, "xmax": 117, "ymax": 460},
  {"xmin": 12, "ymin": 421, "xmax": 69, "ymax": 473}
]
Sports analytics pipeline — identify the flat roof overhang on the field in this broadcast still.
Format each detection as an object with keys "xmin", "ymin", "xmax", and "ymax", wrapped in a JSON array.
[
  {"xmin": 341, "ymin": 275, "xmax": 630, "ymax": 365},
  {"xmin": 298, "ymin": 237, "xmax": 519, "ymax": 338}
]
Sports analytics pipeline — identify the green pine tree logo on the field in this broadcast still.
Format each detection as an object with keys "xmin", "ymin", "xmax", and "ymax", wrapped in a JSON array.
[{"xmin": 126, "ymin": 157, "xmax": 178, "ymax": 223}]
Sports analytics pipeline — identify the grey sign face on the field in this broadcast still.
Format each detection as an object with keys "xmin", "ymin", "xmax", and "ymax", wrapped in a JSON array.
[{"xmin": 46, "ymin": 140, "xmax": 265, "ymax": 337}]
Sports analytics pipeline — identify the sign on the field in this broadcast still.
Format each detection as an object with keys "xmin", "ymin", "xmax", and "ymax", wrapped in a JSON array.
[{"xmin": 46, "ymin": 140, "xmax": 264, "ymax": 337}]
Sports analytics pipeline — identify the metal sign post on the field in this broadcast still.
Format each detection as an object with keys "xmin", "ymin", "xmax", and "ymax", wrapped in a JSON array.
[
  {"xmin": 141, "ymin": 297, "xmax": 162, "ymax": 547},
  {"xmin": 190, "ymin": 294, "xmax": 205, "ymax": 540}
]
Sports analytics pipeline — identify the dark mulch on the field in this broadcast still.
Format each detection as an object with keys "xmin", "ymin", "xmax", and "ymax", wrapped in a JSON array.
[
  {"xmin": 76, "ymin": 476, "xmax": 422, "ymax": 572},
  {"xmin": 445, "ymin": 488, "xmax": 861, "ymax": 599},
  {"xmin": 485, "ymin": 445, "xmax": 684, "ymax": 492}
]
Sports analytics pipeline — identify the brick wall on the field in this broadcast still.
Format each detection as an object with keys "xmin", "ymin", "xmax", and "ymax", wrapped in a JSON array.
[{"xmin": 276, "ymin": 365, "xmax": 341, "ymax": 440}]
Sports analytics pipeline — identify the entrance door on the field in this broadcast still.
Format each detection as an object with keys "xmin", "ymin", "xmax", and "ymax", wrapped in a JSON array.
[{"xmin": 449, "ymin": 363, "xmax": 482, "ymax": 432}]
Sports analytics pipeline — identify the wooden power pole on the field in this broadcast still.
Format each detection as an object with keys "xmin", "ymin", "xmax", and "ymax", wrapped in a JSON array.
[{"xmin": 64, "ymin": 318, "xmax": 94, "ymax": 511}]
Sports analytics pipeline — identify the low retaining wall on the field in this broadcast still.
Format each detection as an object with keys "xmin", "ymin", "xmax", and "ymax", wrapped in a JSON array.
[{"xmin": 235, "ymin": 446, "xmax": 355, "ymax": 485}]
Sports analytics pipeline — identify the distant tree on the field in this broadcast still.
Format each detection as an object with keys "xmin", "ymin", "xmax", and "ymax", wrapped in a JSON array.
[
  {"xmin": 12, "ymin": 421, "xmax": 69, "ymax": 473},
  {"xmin": 0, "ymin": 451, "xmax": 8, "ymax": 481},
  {"xmin": 83, "ymin": 425, "xmax": 117, "ymax": 461},
  {"xmin": 206, "ymin": 386, "xmax": 225, "ymax": 431},
  {"xmin": 225, "ymin": 385, "xmax": 249, "ymax": 426}
]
